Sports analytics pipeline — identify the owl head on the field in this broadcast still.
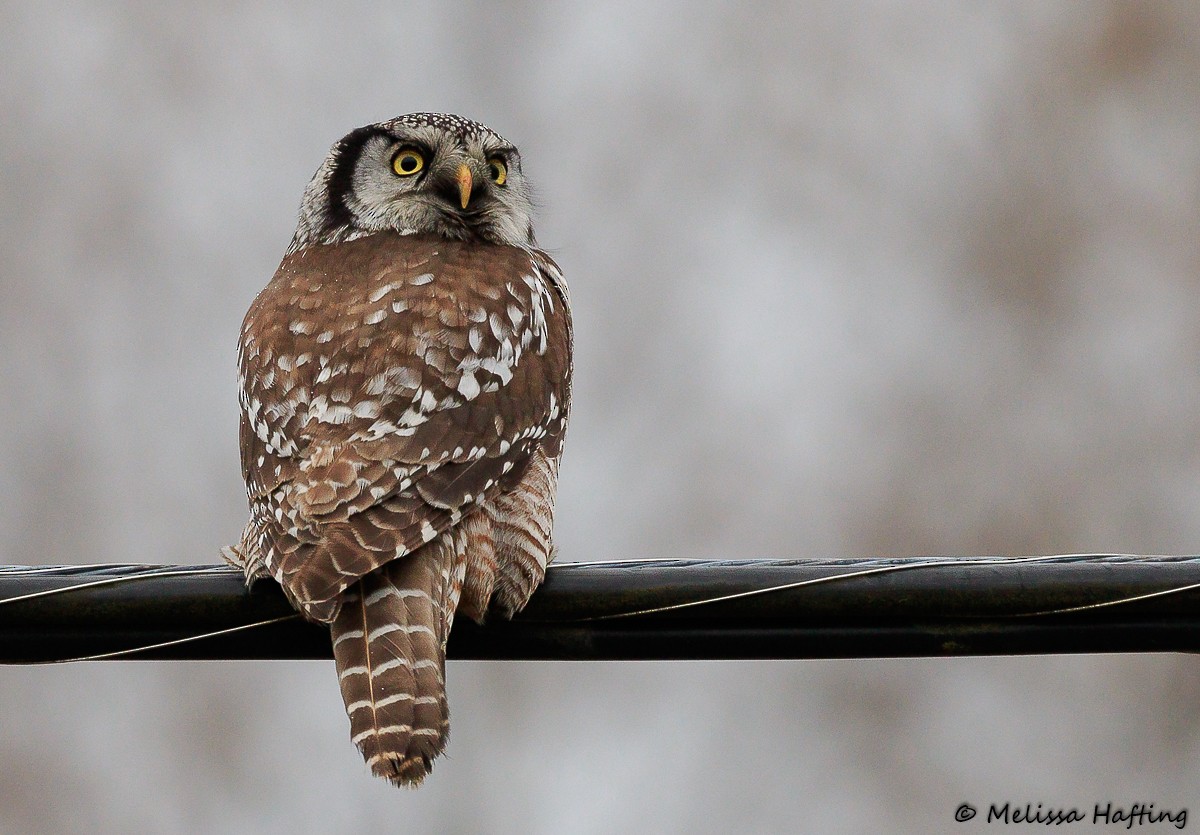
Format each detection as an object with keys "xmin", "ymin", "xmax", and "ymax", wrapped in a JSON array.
[{"xmin": 289, "ymin": 113, "xmax": 536, "ymax": 253}]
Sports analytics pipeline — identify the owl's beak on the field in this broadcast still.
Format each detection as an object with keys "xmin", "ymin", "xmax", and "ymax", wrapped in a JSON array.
[{"xmin": 455, "ymin": 164, "xmax": 473, "ymax": 210}]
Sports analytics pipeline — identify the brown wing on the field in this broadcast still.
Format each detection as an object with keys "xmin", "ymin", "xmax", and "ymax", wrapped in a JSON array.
[{"xmin": 237, "ymin": 232, "xmax": 571, "ymax": 621}]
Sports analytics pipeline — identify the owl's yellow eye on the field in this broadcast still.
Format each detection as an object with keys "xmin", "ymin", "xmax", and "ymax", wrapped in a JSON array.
[
  {"xmin": 392, "ymin": 149, "xmax": 424, "ymax": 177},
  {"xmin": 487, "ymin": 157, "xmax": 508, "ymax": 186}
]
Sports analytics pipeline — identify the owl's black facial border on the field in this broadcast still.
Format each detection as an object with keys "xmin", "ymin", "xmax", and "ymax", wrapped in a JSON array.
[{"xmin": 325, "ymin": 125, "xmax": 397, "ymax": 231}]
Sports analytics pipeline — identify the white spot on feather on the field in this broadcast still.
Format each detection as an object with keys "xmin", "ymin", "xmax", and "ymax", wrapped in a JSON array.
[
  {"xmin": 457, "ymin": 370, "xmax": 480, "ymax": 400},
  {"xmin": 368, "ymin": 282, "xmax": 401, "ymax": 303},
  {"xmin": 352, "ymin": 401, "xmax": 380, "ymax": 419}
]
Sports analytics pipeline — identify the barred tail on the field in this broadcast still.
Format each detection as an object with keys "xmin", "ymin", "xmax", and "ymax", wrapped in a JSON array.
[{"xmin": 329, "ymin": 537, "xmax": 460, "ymax": 787}]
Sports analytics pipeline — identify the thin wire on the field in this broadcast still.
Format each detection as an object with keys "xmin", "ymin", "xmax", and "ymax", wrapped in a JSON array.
[
  {"xmin": 1002, "ymin": 581, "xmax": 1200, "ymax": 617},
  {"xmin": 553, "ymin": 558, "xmax": 698, "ymax": 567},
  {"xmin": 554, "ymin": 554, "xmax": 1200, "ymax": 622},
  {"xmin": 35, "ymin": 614, "xmax": 301, "ymax": 664},
  {"xmin": 564, "ymin": 554, "xmax": 1075, "ymax": 621},
  {"xmin": 0, "ymin": 564, "xmax": 238, "ymax": 575},
  {"xmin": 550, "ymin": 553, "xmax": 1198, "ymax": 569},
  {"xmin": 0, "ymin": 567, "xmax": 236, "ymax": 607}
]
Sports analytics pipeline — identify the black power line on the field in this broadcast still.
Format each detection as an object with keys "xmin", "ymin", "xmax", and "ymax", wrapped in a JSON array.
[{"xmin": 3, "ymin": 555, "xmax": 1200, "ymax": 663}]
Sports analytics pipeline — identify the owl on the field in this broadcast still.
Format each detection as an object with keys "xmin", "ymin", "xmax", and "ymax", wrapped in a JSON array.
[{"xmin": 223, "ymin": 113, "xmax": 572, "ymax": 786}]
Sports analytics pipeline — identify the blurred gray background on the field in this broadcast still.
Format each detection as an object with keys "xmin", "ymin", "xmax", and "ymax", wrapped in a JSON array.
[{"xmin": 3, "ymin": 2, "xmax": 1200, "ymax": 832}]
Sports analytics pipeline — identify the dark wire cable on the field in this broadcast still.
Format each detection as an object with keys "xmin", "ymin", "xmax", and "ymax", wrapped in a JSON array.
[{"xmin": 3, "ymin": 555, "xmax": 1200, "ymax": 662}]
